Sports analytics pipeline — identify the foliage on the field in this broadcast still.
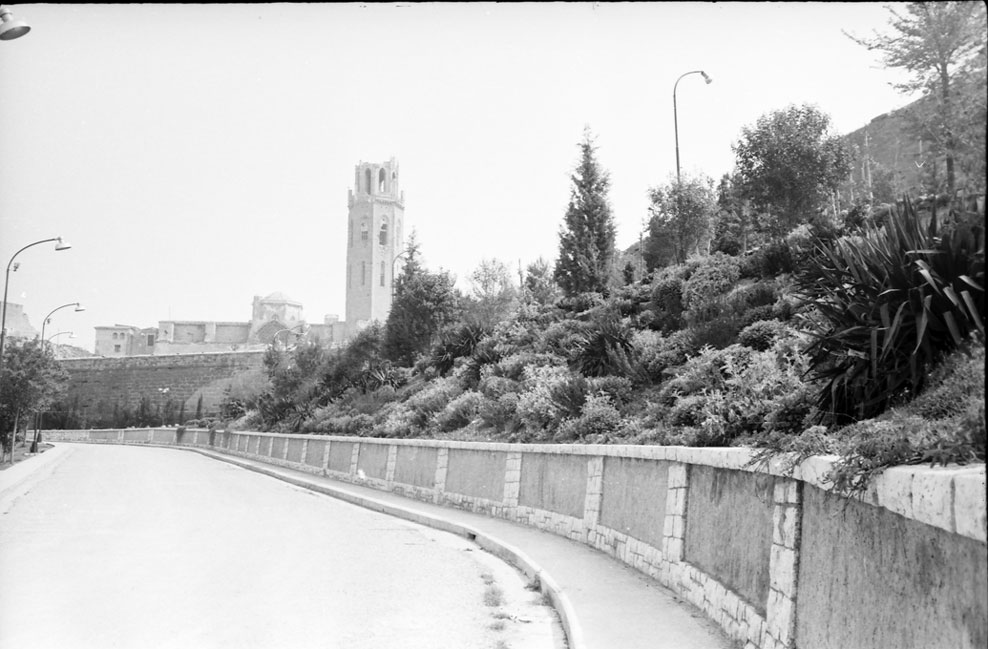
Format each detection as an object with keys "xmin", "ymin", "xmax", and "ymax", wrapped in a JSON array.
[
  {"xmin": 644, "ymin": 173, "xmax": 717, "ymax": 268},
  {"xmin": 521, "ymin": 257, "xmax": 561, "ymax": 306},
  {"xmin": 738, "ymin": 319, "xmax": 789, "ymax": 351},
  {"xmin": 733, "ymin": 103, "xmax": 852, "ymax": 236},
  {"xmin": 383, "ymin": 239, "xmax": 462, "ymax": 366},
  {"xmin": 555, "ymin": 127, "xmax": 617, "ymax": 296},
  {"xmin": 796, "ymin": 199, "xmax": 985, "ymax": 424},
  {"xmin": 681, "ymin": 253, "xmax": 741, "ymax": 311},
  {"xmin": 1, "ymin": 338, "xmax": 69, "ymax": 455},
  {"xmin": 428, "ymin": 322, "xmax": 491, "ymax": 377},
  {"xmin": 463, "ymin": 258, "xmax": 519, "ymax": 328},
  {"xmin": 568, "ymin": 316, "xmax": 637, "ymax": 378},
  {"xmin": 846, "ymin": 2, "xmax": 987, "ymax": 196}
]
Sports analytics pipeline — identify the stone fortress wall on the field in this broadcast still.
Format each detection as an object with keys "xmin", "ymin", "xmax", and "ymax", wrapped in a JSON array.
[
  {"xmin": 44, "ymin": 428, "xmax": 987, "ymax": 649},
  {"xmin": 56, "ymin": 351, "xmax": 265, "ymax": 420}
]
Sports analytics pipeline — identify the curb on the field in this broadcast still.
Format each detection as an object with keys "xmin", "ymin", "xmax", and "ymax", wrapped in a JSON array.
[
  {"xmin": 0, "ymin": 444, "xmax": 74, "ymax": 514},
  {"xmin": 187, "ymin": 446, "xmax": 588, "ymax": 649}
]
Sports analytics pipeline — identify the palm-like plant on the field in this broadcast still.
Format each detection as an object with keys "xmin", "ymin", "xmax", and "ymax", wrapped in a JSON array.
[{"xmin": 797, "ymin": 199, "xmax": 984, "ymax": 424}]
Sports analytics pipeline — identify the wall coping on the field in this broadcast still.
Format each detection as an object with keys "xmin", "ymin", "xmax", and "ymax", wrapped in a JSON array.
[{"xmin": 51, "ymin": 428, "xmax": 987, "ymax": 543}]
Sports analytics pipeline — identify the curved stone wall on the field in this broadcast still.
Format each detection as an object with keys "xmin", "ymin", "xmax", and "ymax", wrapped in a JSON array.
[{"xmin": 43, "ymin": 428, "xmax": 987, "ymax": 649}]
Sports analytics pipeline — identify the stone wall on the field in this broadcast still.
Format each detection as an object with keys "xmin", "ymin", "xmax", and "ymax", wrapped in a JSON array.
[
  {"xmin": 56, "ymin": 351, "xmax": 265, "ymax": 423},
  {"xmin": 44, "ymin": 429, "xmax": 987, "ymax": 649}
]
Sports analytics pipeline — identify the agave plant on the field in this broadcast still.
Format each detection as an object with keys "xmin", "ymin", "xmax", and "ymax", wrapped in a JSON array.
[
  {"xmin": 428, "ymin": 322, "xmax": 491, "ymax": 376},
  {"xmin": 796, "ymin": 198, "xmax": 984, "ymax": 424}
]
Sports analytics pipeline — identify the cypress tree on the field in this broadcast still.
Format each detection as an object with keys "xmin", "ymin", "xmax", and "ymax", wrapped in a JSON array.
[{"xmin": 554, "ymin": 127, "xmax": 617, "ymax": 296}]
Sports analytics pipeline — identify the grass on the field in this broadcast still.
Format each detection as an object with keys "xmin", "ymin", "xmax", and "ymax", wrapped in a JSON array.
[
  {"xmin": 484, "ymin": 584, "xmax": 505, "ymax": 607},
  {"xmin": 0, "ymin": 441, "xmax": 54, "ymax": 471}
]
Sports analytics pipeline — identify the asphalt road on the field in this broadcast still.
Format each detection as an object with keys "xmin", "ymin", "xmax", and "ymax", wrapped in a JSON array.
[{"xmin": 0, "ymin": 443, "xmax": 564, "ymax": 649}]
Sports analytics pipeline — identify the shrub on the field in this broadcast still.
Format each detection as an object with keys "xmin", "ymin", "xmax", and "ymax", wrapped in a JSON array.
[
  {"xmin": 553, "ymin": 393, "xmax": 623, "ymax": 442},
  {"xmin": 435, "ymin": 390, "xmax": 485, "ymax": 432},
  {"xmin": 429, "ymin": 322, "xmax": 491, "ymax": 377},
  {"xmin": 739, "ymin": 320, "xmax": 789, "ymax": 351},
  {"xmin": 515, "ymin": 365, "xmax": 577, "ymax": 436},
  {"xmin": 587, "ymin": 375, "xmax": 634, "ymax": 405},
  {"xmin": 649, "ymin": 275, "xmax": 686, "ymax": 332},
  {"xmin": 796, "ymin": 199, "xmax": 985, "ymax": 424},
  {"xmin": 682, "ymin": 252, "xmax": 742, "ymax": 311},
  {"xmin": 478, "ymin": 392, "xmax": 522, "ymax": 433},
  {"xmin": 568, "ymin": 317, "xmax": 636, "ymax": 378}
]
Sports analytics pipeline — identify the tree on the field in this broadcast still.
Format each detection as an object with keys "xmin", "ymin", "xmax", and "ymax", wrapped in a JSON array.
[
  {"xmin": 0, "ymin": 338, "xmax": 68, "ymax": 461},
  {"xmin": 383, "ymin": 239, "xmax": 462, "ymax": 366},
  {"xmin": 846, "ymin": 2, "xmax": 987, "ymax": 198},
  {"xmin": 710, "ymin": 172, "xmax": 757, "ymax": 256},
  {"xmin": 644, "ymin": 173, "xmax": 717, "ymax": 268},
  {"xmin": 555, "ymin": 127, "xmax": 618, "ymax": 296},
  {"xmin": 522, "ymin": 257, "xmax": 560, "ymax": 306},
  {"xmin": 463, "ymin": 258, "xmax": 519, "ymax": 328},
  {"xmin": 733, "ymin": 104, "xmax": 852, "ymax": 237}
]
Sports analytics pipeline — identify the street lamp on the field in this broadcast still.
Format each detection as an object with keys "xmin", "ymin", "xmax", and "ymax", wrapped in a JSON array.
[
  {"xmin": 40, "ymin": 302, "xmax": 85, "ymax": 346},
  {"xmin": 0, "ymin": 237, "xmax": 72, "ymax": 377},
  {"xmin": 0, "ymin": 5, "xmax": 30, "ymax": 41},
  {"xmin": 673, "ymin": 70, "xmax": 712, "ymax": 185}
]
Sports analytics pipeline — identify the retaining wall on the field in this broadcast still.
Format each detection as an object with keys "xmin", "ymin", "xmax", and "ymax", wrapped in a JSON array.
[{"xmin": 44, "ymin": 428, "xmax": 987, "ymax": 649}]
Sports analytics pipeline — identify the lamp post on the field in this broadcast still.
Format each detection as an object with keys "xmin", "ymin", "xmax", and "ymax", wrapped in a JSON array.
[
  {"xmin": 40, "ymin": 302, "xmax": 85, "ymax": 347},
  {"xmin": 0, "ymin": 237, "xmax": 72, "ymax": 378},
  {"xmin": 0, "ymin": 5, "xmax": 30, "ymax": 41},
  {"xmin": 673, "ymin": 70, "xmax": 712, "ymax": 185},
  {"xmin": 46, "ymin": 331, "xmax": 75, "ymax": 353}
]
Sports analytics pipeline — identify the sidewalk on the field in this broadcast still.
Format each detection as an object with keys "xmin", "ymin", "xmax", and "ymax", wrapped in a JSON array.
[{"xmin": 189, "ymin": 446, "xmax": 733, "ymax": 649}]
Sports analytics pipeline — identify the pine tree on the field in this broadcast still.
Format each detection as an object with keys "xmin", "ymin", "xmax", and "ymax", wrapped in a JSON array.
[{"xmin": 554, "ymin": 128, "xmax": 617, "ymax": 296}]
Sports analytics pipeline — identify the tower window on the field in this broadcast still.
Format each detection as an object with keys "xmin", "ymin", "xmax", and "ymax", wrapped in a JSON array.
[
  {"xmin": 380, "ymin": 261, "xmax": 385, "ymax": 286},
  {"xmin": 379, "ymin": 168, "xmax": 387, "ymax": 192},
  {"xmin": 360, "ymin": 222, "xmax": 369, "ymax": 243},
  {"xmin": 379, "ymin": 223, "xmax": 388, "ymax": 246},
  {"xmin": 349, "ymin": 221, "xmax": 353, "ymax": 247},
  {"xmin": 348, "ymin": 264, "xmax": 352, "ymax": 288},
  {"xmin": 365, "ymin": 168, "xmax": 372, "ymax": 194},
  {"xmin": 361, "ymin": 261, "xmax": 366, "ymax": 285}
]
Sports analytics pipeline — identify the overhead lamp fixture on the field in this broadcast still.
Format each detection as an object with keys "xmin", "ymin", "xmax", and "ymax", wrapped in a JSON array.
[
  {"xmin": 55, "ymin": 237, "xmax": 72, "ymax": 251},
  {"xmin": 0, "ymin": 6, "xmax": 30, "ymax": 41}
]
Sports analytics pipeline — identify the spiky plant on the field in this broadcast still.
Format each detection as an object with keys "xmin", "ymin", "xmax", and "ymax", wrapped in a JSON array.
[{"xmin": 796, "ymin": 199, "xmax": 984, "ymax": 424}]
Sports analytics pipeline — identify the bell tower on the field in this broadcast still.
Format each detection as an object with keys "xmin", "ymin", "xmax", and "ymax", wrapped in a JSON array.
[{"xmin": 345, "ymin": 158, "xmax": 405, "ymax": 335}]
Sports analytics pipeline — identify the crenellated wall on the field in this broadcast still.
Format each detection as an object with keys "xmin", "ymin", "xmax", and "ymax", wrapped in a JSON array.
[
  {"xmin": 56, "ymin": 351, "xmax": 265, "ymax": 421},
  {"xmin": 44, "ymin": 428, "xmax": 987, "ymax": 649}
]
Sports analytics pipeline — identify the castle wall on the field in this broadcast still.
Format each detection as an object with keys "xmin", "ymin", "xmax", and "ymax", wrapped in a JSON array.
[{"xmin": 56, "ymin": 351, "xmax": 265, "ymax": 424}]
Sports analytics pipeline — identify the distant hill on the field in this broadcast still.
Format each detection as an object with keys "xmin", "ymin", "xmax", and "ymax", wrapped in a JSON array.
[{"xmin": 843, "ymin": 98, "xmax": 926, "ymax": 199}]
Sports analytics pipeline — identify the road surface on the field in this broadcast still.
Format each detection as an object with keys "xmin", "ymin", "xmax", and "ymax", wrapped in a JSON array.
[{"xmin": 0, "ymin": 443, "xmax": 564, "ymax": 649}]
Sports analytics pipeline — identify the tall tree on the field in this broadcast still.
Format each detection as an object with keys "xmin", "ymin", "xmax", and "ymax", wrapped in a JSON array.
[
  {"xmin": 555, "ymin": 127, "xmax": 617, "ymax": 296},
  {"xmin": 383, "ymin": 239, "xmax": 462, "ymax": 366},
  {"xmin": 522, "ymin": 257, "xmax": 560, "ymax": 306},
  {"xmin": 733, "ymin": 104, "xmax": 852, "ymax": 237},
  {"xmin": 846, "ymin": 2, "xmax": 987, "ymax": 198},
  {"xmin": 0, "ymin": 338, "xmax": 68, "ymax": 460},
  {"xmin": 644, "ymin": 173, "xmax": 717, "ymax": 268}
]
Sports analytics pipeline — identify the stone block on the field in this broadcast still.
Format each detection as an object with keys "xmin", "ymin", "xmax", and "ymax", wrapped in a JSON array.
[
  {"xmin": 870, "ymin": 464, "xmax": 916, "ymax": 520},
  {"xmin": 953, "ymin": 469, "xmax": 987, "ymax": 542},
  {"xmin": 667, "ymin": 462, "xmax": 688, "ymax": 488},
  {"xmin": 773, "ymin": 479, "xmax": 798, "ymax": 505},
  {"xmin": 772, "ymin": 504, "xmax": 799, "ymax": 549},
  {"xmin": 910, "ymin": 466, "xmax": 960, "ymax": 532},
  {"xmin": 769, "ymin": 545, "xmax": 797, "ymax": 597}
]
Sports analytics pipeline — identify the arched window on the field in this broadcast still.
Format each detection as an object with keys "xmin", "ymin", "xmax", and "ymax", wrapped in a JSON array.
[
  {"xmin": 364, "ymin": 168, "xmax": 372, "ymax": 194},
  {"xmin": 378, "ymin": 168, "xmax": 387, "ymax": 192},
  {"xmin": 361, "ymin": 261, "xmax": 366, "ymax": 286},
  {"xmin": 348, "ymin": 220, "xmax": 353, "ymax": 247},
  {"xmin": 379, "ymin": 223, "xmax": 388, "ymax": 246},
  {"xmin": 360, "ymin": 222, "xmax": 369, "ymax": 244},
  {"xmin": 380, "ymin": 261, "xmax": 385, "ymax": 287}
]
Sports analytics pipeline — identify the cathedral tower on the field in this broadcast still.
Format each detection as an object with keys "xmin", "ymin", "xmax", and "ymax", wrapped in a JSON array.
[{"xmin": 345, "ymin": 158, "xmax": 404, "ymax": 334}]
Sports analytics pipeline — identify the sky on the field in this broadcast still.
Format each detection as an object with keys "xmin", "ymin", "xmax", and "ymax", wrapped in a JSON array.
[{"xmin": 0, "ymin": 2, "xmax": 918, "ymax": 353}]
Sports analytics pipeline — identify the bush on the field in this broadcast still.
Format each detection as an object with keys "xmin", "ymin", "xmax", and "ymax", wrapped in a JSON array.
[
  {"xmin": 739, "ymin": 320, "xmax": 789, "ymax": 351},
  {"xmin": 568, "ymin": 317, "xmax": 636, "ymax": 378},
  {"xmin": 553, "ymin": 393, "xmax": 623, "ymax": 442},
  {"xmin": 435, "ymin": 390, "xmax": 485, "ymax": 432},
  {"xmin": 649, "ymin": 275, "xmax": 686, "ymax": 333},
  {"xmin": 587, "ymin": 375, "xmax": 634, "ymax": 405},
  {"xmin": 428, "ymin": 322, "xmax": 490, "ymax": 377},
  {"xmin": 515, "ymin": 365, "xmax": 578, "ymax": 436},
  {"xmin": 796, "ymin": 199, "xmax": 985, "ymax": 424},
  {"xmin": 681, "ymin": 253, "xmax": 742, "ymax": 311}
]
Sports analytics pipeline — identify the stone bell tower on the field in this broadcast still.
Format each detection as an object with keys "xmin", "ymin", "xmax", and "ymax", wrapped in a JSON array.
[{"xmin": 345, "ymin": 158, "xmax": 405, "ymax": 335}]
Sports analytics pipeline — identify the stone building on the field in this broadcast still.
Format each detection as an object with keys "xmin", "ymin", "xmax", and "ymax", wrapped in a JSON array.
[
  {"xmin": 345, "ymin": 158, "xmax": 405, "ymax": 337},
  {"xmin": 0, "ymin": 301, "xmax": 39, "ymax": 341}
]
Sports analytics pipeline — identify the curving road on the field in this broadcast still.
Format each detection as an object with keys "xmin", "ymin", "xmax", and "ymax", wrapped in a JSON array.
[{"xmin": 0, "ymin": 444, "xmax": 564, "ymax": 649}]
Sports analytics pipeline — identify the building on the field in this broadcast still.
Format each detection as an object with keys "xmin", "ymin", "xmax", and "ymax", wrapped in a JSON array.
[
  {"xmin": 91, "ymin": 158, "xmax": 407, "ymax": 355},
  {"xmin": 345, "ymin": 158, "xmax": 405, "ymax": 337},
  {"xmin": 0, "ymin": 301, "xmax": 39, "ymax": 341}
]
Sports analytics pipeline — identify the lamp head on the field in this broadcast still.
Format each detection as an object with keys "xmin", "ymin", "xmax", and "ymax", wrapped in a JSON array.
[
  {"xmin": 0, "ymin": 6, "xmax": 30, "ymax": 41},
  {"xmin": 55, "ymin": 237, "xmax": 72, "ymax": 251},
  {"xmin": 74, "ymin": 304, "xmax": 85, "ymax": 312},
  {"xmin": 700, "ymin": 71, "xmax": 713, "ymax": 84}
]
